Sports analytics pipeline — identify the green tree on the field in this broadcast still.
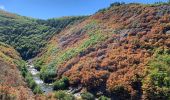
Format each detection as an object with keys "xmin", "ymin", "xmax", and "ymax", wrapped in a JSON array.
[
  {"xmin": 81, "ymin": 92, "xmax": 95, "ymax": 100},
  {"xmin": 54, "ymin": 91, "xmax": 75, "ymax": 100}
]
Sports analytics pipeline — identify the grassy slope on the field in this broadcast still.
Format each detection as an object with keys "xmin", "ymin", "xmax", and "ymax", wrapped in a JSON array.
[{"xmin": 35, "ymin": 3, "xmax": 170, "ymax": 99}]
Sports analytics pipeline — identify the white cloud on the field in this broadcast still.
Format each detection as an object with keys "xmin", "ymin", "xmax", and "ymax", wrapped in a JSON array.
[{"xmin": 0, "ymin": 5, "xmax": 5, "ymax": 10}]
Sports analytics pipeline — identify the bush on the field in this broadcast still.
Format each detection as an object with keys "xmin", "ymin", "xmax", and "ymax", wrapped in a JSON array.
[
  {"xmin": 54, "ymin": 90, "xmax": 75, "ymax": 100},
  {"xmin": 29, "ymin": 80, "xmax": 37, "ymax": 89},
  {"xmin": 15, "ymin": 60, "xmax": 28, "ymax": 78},
  {"xmin": 20, "ymin": 66, "xmax": 28, "ymax": 78},
  {"xmin": 81, "ymin": 92, "xmax": 95, "ymax": 100},
  {"xmin": 33, "ymin": 86, "xmax": 42, "ymax": 94},
  {"xmin": 97, "ymin": 8, "xmax": 107, "ymax": 13},
  {"xmin": 53, "ymin": 77, "xmax": 69, "ymax": 90},
  {"xmin": 40, "ymin": 71, "xmax": 56, "ymax": 83},
  {"xmin": 142, "ymin": 49, "xmax": 170, "ymax": 99},
  {"xmin": 40, "ymin": 66, "xmax": 56, "ymax": 83},
  {"xmin": 110, "ymin": 2, "xmax": 125, "ymax": 7},
  {"xmin": 25, "ymin": 73, "xmax": 42, "ymax": 94},
  {"xmin": 21, "ymin": 68, "xmax": 27, "ymax": 78},
  {"xmin": 34, "ymin": 59, "xmax": 44, "ymax": 71},
  {"xmin": 110, "ymin": 85, "xmax": 131, "ymax": 100},
  {"xmin": 98, "ymin": 96, "xmax": 110, "ymax": 100},
  {"xmin": 26, "ymin": 74, "xmax": 36, "ymax": 89}
]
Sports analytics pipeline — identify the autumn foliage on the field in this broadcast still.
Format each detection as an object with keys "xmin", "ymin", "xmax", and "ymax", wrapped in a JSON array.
[
  {"xmin": 33, "ymin": 3, "xmax": 170, "ymax": 99},
  {"xmin": 0, "ymin": 43, "xmax": 35, "ymax": 99}
]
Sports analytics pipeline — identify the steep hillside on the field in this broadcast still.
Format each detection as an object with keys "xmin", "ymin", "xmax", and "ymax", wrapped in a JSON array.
[
  {"xmin": 0, "ymin": 42, "xmax": 34, "ymax": 100},
  {"xmin": 0, "ymin": 10, "xmax": 86, "ymax": 60},
  {"xmin": 35, "ymin": 3, "xmax": 170, "ymax": 99}
]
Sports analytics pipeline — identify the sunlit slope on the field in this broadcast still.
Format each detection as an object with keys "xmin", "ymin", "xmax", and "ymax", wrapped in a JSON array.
[{"xmin": 35, "ymin": 3, "xmax": 170, "ymax": 99}]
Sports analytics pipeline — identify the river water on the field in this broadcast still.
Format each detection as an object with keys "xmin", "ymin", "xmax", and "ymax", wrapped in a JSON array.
[
  {"xmin": 27, "ymin": 64, "xmax": 53, "ymax": 93},
  {"xmin": 27, "ymin": 64, "xmax": 81, "ymax": 98}
]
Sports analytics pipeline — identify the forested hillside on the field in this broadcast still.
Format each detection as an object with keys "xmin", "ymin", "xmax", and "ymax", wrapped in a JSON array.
[
  {"xmin": 34, "ymin": 3, "xmax": 170, "ymax": 99},
  {"xmin": 0, "ymin": 10, "xmax": 86, "ymax": 60}
]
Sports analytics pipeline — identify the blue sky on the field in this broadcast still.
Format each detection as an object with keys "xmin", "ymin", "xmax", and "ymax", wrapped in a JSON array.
[{"xmin": 0, "ymin": 0, "xmax": 167, "ymax": 19}]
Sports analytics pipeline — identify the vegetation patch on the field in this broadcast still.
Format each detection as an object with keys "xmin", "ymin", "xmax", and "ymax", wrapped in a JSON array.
[
  {"xmin": 142, "ymin": 48, "xmax": 170, "ymax": 100},
  {"xmin": 98, "ymin": 96, "xmax": 111, "ymax": 100},
  {"xmin": 110, "ymin": 85, "xmax": 131, "ymax": 100},
  {"xmin": 39, "ymin": 21, "xmax": 109, "ymax": 83},
  {"xmin": 54, "ymin": 90, "xmax": 75, "ymax": 100},
  {"xmin": 0, "ymin": 11, "xmax": 86, "ymax": 60},
  {"xmin": 53, "ymin": 77, "xmax": 69, "ymax": 90},
  {"xmin": 81, "ymin": 92, "xmax": 95, "ymax": 100},
  {"xmin": 16, "ymin": 61, "xmax": 42, "ymax": 94}
]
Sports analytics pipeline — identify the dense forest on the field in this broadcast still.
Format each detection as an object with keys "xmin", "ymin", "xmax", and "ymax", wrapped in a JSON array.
[
  {"xmin": 0, "ymin": 10, "xmax": 86, "ymax": 59},
  {"xmin": 1, "ymin": 1, "xmax": 170, "ymax": 100}
]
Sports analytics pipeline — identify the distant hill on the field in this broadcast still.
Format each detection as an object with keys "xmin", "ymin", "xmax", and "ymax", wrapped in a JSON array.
[
  {"xmin": 34, "ymin": 3, "xmax": 170, "ymax": 99},
  {"xmin": 0, "ymin": 10, "xmax": 86, "ymax": 60}
]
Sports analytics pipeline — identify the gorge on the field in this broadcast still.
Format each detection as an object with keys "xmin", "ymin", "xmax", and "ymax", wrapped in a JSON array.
[{"xmin": 1, "ymin": 1, "xmax": 170, "ymax": 100}]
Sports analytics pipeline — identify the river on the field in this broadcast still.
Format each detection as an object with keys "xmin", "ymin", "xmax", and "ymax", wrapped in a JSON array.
[
  {"xmin": 27, "ymin": 64, "xmax": 53, "ymax": 93},
  {"xmin": 27, "ymin": 63, "xmax": 82, "ymax": 98}
]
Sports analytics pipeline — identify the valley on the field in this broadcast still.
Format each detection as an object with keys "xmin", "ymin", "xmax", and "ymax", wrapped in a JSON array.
[{"xmin": 0, "ymin": 1, "xmax": 170, "ymax": 100}]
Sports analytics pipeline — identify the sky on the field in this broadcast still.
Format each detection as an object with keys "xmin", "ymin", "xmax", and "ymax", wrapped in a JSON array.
[{"xmin": 0, "ymin": 0, "xmax": 168, "ymax": 19}]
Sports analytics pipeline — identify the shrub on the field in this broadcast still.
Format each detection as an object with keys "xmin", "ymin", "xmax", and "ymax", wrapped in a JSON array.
[
  {"xmin": 26, "ymin": 74, "xmax": 37, "ymax": 88},
  {"xmin": 110, "ymin": 2, "xmax": 125, "ymax": 7},
  {"xmin": 15, "ymin": 60, "xmax": 28, "ymax": 78},
  {"xmin": 98, "ymin": 96, "xmax": 110, "ymax": 100},
  {"xmin": 40, "ymin": 65, "xmax": 56, "ymax": 83},
  {"xmin": 53, "ymin": 77, "xmax": 69, "ymax": 90},
  {"xmin": 142, "ymin": 49, "xmax": 170, "ymax": 99},
  {"xmin": 97, "ymin": 8, "xmax": 107, "ymax": 13},
  {"xmin": 110, "ymin": 85, "xmax": 131, "ymax": 100},
  {"xmin": 25, "ymin": 73, "xmax": 42, "ymax": 94},
  {"xmin": 34, "ymin": 59, "xmax": 44, "ymax": 71},
  {"xmin": 33, "ymin": 86, "xmax": 42, "ymax": 94},
  {"xmin": 20, "ymin": 65, "xmax": 28, "ymax": 78},
  {"xmin": 25, "ymin": 74, "xmax": 32, "ymax": 83},
  {"xmin": 81, "ymin": 92, "xmax": 95, "ymax": 100},
  {"xmin": 54, "ymin": 90, "xmax": 75, "ymax": 100},
  {"xmin": 29, "ymin": 80, "xmax": 37, "ymax": 89},
  {"xmin": 40, "ymin": 70, "xmax": 56, "ymax": 83}
]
